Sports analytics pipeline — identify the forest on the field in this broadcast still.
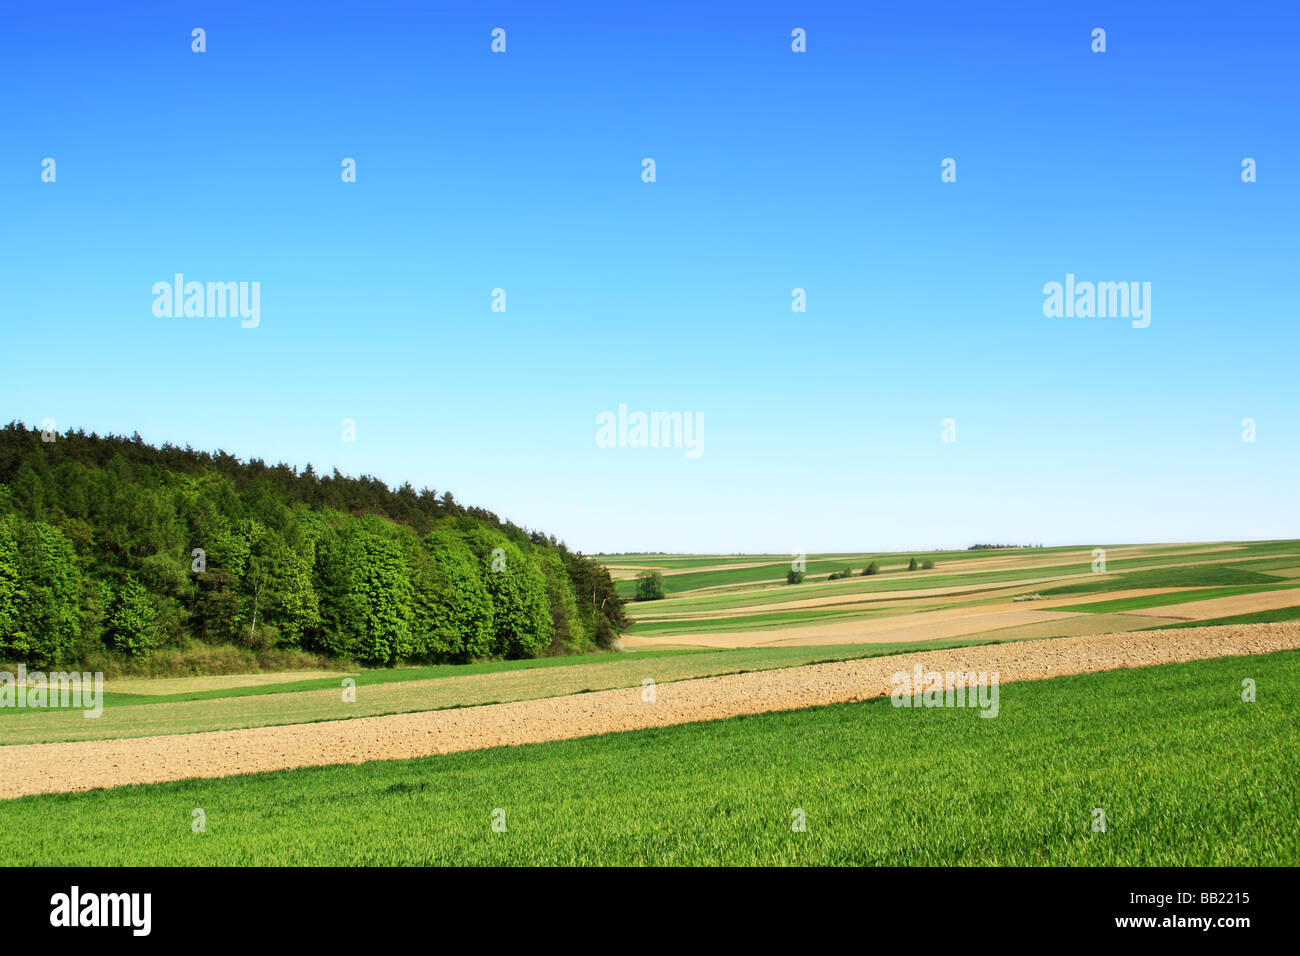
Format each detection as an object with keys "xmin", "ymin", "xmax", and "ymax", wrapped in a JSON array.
[{"xmin": 0, "ymin": 422, "xmax": 628, "ymax": 670}]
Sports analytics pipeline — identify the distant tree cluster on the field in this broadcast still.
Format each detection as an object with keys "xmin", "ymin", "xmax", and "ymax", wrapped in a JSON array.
[
  {"xmin": 812, "ymin": 557, "xmax": 935, "ymax": 581},
  {"xmin": 0, "ymin": 423, "xmax": 628, "ymax": 667},
  {"xmin": 968, "ymin": 543, "xmax": 1044, "ymax": 550},
  {"xmin": 801, "ymin": 557, "xmax": 941, "ymax": 581},
  {"xmin": 634, "ymin": 570, "xmax": 666, "ymax": 601}
]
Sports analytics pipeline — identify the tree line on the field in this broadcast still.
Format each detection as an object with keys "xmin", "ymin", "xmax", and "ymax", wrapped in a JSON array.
[{"xmin": 0, "ymin": 422, "xmax": 628, "ymax": 668}]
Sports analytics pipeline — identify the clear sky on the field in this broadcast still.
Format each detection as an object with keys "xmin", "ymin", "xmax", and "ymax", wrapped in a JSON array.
[{"xmin": 3, "ymin": 1, "xmax": 1297, "ymax": 553}]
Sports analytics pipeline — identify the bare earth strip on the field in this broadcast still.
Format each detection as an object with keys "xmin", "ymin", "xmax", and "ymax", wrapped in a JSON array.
[{"xmin": 1, "ymin": 622, "xmax": 1296, "ymax": 800}]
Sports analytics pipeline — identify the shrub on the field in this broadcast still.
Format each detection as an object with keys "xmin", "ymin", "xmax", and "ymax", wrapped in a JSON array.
[
  {"xmin": 861, "ymin": 561, "xmax": 880, "ymax": 576},
  {"xmin": 786, "ymin": 569, "xmax": 805, "ymax": 584},
  {"xmin": 907, "ymin": 558, "xmax": 919, "ymax": 571},
  {"xmin": 921, "ymin": 559, "xmax": 935, "ymax": 570}
]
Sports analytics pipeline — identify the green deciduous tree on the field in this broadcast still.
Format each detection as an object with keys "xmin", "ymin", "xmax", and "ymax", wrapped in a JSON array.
[
  {"xmin": 459, "ymin": 525, "xmax": 554, "ymax": 657},
  {"xmin": 312, "ymin": 517, "xmax": 415, "ymax": 665},
  {"xmin": 635, "ymin": 570, "xmax": 666, "ymax": 601},
  {"xmin": 106, "ymin": 575, "xmax": 159, "ymax": 659},
  {"xmin": 412, "ymin": 526, "xmax": 494, "ymax": 660},
  {"xmin": 0, "ymin": 516, "xmax": 83, "ymax": 666},
  {"xmin": 538, "ymin": 548, "xmax": 592, "ymax": 655}
]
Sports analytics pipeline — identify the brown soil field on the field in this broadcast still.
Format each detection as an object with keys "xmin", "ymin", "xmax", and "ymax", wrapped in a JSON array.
[{"xmin": 3, "ymin": 621, "xmax": 1293, "ymax": 800}]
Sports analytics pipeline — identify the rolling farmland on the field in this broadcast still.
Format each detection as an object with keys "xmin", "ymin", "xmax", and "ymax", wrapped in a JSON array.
[{"xmin": 2, "ymin": 539, "xmax": 1298, "ymax": 866}]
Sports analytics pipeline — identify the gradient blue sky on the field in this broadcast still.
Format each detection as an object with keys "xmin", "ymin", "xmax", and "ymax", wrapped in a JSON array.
[{"xmin": 3, "ymin": 1, "xmax": 1297, "ymax": 553}]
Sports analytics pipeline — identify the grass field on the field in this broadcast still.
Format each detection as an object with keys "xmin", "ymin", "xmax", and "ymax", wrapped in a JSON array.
[{"xmin": 3, "ymin": 651, "xmax": 1294, "ymax": 865}]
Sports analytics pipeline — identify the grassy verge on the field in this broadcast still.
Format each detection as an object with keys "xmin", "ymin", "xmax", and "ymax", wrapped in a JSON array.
[{"xmin": 2, "ymin": 650, "xmax": 1294, "ymax": 865}]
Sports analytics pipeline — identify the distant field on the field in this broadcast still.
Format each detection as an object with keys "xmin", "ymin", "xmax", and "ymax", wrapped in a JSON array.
[
  {"xmin": 4, "ymin": 651, "xmax": 1294, "ymax": 865},
  {"xmin": 612, "ymin": 541, "xmax": 1300, "ymax": 648}
]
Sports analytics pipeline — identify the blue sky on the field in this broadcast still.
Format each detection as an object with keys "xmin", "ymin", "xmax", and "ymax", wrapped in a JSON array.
[{"xmin": 3, "ymin": 1, "xmax": 1297, "ymax": 553}]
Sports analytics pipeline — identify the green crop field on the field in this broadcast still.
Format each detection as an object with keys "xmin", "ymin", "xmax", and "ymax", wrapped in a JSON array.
[{"xmin": 3, "ymin": 652, "xmax": 1294, "ymax": 866}]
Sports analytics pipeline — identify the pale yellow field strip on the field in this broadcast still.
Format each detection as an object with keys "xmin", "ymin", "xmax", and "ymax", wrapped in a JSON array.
[
  {"xmin": 930, "ymin": 612, "xmax": 1172, "ymax": 642},
  {"xmin": 1118, "ymin": 587, "xmax": 1300, "ymax": 621},
  {"xmin": 107, "ymin": 670, "xmax": 347, "ymax": 697},
  {"xmin": 608, "ymin": 560, "xmax": 782, "ymax": 581},
  {"xmin": 2, "ymin": 622, "xmax": 1294, "ymax": 800},
  {"xmin": 623, "ymin": 603, "xmax": 1086, "ymax": 648}
]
